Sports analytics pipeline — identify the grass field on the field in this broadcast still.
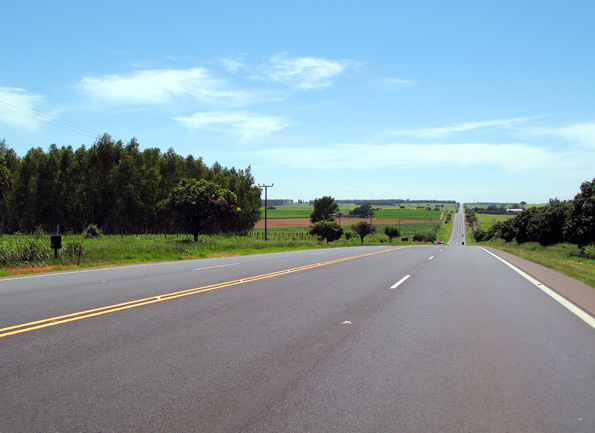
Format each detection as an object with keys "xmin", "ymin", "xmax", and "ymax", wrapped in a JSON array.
[
  {"xmin": 482, "ymin": 239, "xmax": 595, "ymax": 288},
  {"xmin": 475, "ymin": 213, "xmax": 514, "ymax": 230},
  {"xmin": 261, "ymin": 203, "xmax": 445, "ymax": 221}
]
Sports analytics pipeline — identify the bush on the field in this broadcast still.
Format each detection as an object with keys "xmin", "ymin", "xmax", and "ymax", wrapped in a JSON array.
[{"xmin": 83, "ymin": 224, "xmax": 103, "ymax": 239}]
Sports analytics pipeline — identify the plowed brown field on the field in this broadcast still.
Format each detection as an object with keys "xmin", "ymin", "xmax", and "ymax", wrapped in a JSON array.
[{"xmin": 254, "ymin": 217, "xmax": 441, "ymax": 228}]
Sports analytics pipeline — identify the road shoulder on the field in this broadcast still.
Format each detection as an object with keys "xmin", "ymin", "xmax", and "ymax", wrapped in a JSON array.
[{"xmin": 483, "ymin": 247, "xmax": 595, "ymax": 319}]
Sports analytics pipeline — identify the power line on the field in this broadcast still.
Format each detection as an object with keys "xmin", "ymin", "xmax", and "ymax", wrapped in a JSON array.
[{"xmin": 0, "ymin": 95, "xmax": 103, "ymax": 140}]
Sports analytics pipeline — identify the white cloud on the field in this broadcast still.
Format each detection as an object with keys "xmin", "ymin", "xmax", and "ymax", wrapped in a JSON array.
[
  {"xmin": 218, "ymin": 57, "xmax": 248, "ymax": 74},
  {"xmin": 255, "ymin": 53, "xmax": 354, "ymax": 89},
  {"xmin": 174, "ymin": 111, "xmax": 289, "ymax": 141},
  {"xmin": 248, "ymin": 142, "xmax": 561, "ymax": 171},
  {"xmin": 0, "ymin": 87, "xmax": 44, "ymax": 130},
  {"xmin": 389, "ymin": 117, "xmax": 539, "ymax": 138},
  {"xmin": 79, "ymin": 68, "xmax": 254, "ymax": 106},
  {"xmin": 527, "ymin": 122, "xmax": 595, "ymax": 148},
  {"xmin": 381, "ymin": 77, "xmax": 416, "ymax": 89}
]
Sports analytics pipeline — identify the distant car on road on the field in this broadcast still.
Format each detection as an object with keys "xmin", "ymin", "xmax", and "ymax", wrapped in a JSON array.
[{"xmin": 437, "ymin": 241, "xmax": 444, "ymax": 245}]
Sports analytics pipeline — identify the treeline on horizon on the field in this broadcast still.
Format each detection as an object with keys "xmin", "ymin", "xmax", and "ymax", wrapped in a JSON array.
[
  {"xmin": 468, "ymin": 178, "xmax": 595, "ymax": 250},
  {"xmin": 0, "ymin": 135, "xmax": 262, "ymax": 235},
  {"xmin": 265, "ymin": 199, "xmax": 457, "ymax": 207}
]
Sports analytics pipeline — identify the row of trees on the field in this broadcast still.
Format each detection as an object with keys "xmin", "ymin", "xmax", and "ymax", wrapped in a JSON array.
[
  {"xmin": 471, "ymin": 203, "xmax": 527, "ymax": 215},
  {"xmin": 472, "ymin": 178, "xmax": 595, "ymax": 249},
  {"xmin": 0, "ymin": 135, "xmax": 262, "ymax": 235},
  {"xmin": 308, "ymin": 196, "xmax": 402, "ymax": 244},
  {"xmin": 333, "ymin": 199, "xmax": 456, "ymax": 206}
]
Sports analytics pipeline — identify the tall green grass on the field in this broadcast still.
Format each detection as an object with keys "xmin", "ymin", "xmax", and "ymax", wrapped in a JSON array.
[
  {"xmin": 481, "ymin": 239, "xmax": 595, "ymax": 288},
  {"xmin": 0, "ymin": 234, "xmax": 326, "ymax": 273}
]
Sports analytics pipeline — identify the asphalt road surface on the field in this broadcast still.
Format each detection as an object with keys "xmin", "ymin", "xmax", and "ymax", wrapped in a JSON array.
[{"xmin": 1, "ymin": 209, "xmax": 594, "ymax": 432}]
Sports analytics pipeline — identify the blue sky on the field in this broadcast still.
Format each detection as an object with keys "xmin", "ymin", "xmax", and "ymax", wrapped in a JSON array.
[{"xmin": 1, "ymin": 1, "xmax": 594, "ymax": 203}]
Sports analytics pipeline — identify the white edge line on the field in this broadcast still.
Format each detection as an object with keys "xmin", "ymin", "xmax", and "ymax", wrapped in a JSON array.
[
  {"xmin": 193, "ymin": 263, "xmax": 239, "ymax": 271},
  {"xmin": 391, "ymin": 275, "xmax": 411, "ymax": 289},
  {"xmin": 480, "ymin": 247, "xmax": 595, "ymax": 330}
]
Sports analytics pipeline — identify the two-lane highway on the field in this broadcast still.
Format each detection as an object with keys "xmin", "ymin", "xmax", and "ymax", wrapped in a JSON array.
[{"xmin": 1, "ymin": 233, "xmax": 594, "ymax": 431}]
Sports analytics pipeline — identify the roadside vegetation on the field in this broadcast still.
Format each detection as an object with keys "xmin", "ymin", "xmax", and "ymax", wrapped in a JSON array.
[
  {"xmin": 465, "ymin": 178, "xmax": 595, "ymax": 288},
  {"xmin": 0, "ymin": 198, "xmax": 455, "ymax": 275},
  {"xmin": 0, "ymin": 233, "xmax": 331, "ymax": 276}
]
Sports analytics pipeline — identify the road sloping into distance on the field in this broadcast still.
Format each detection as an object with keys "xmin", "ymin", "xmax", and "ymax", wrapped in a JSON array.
[{"xmin": 1, "ymin": 205, "xmax": 594, "ymax": 432}]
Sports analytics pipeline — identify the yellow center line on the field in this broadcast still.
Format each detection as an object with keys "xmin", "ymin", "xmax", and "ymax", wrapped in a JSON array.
[{"xmin": 0, "ymin": 247, "xmax": 409, "ymax": 338}]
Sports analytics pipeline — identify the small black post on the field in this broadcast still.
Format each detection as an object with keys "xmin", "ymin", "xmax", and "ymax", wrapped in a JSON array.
[{"xmin": 51, "ymin": 235, "xmax": 62, "ymax": 259}]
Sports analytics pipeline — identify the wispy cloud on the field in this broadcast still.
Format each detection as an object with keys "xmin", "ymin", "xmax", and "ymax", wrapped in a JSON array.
[
  {"xmin": 248, "ymin": 142, "xmax": 561, "ymax": 171},
  {"xmin": 527, "ymin": 122, "xmax": 595, "ymax": 147},
  {"xmin": 379, "ymin": 77, "xmax": 416, "ymax": 90},
  {"xmin": 79, "ymin": 68, "xmax": 254, "ymax": 106},
  {"xmin": 388, "ymin": 117, "xmax": 539, "ymax": 138},
  {"xmin": 174, "ymin": 111, "xmax": 289, "ymax": 141},
  {"xmin": 0, "ymin": 87, "xmax": 44, "ymax": 130},
  {"xmin": 218, "ymin": 57, "xmax": 248, "ymax": 74},
  {"xmin": 254, "ymin": 53, "xmax": 355, "ymax": 89}
]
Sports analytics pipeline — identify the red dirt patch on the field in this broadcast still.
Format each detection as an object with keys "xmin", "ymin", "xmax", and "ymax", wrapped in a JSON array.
[{"xmin": 4, "ymin": 265, "xmax": 59, "ymax": 274}]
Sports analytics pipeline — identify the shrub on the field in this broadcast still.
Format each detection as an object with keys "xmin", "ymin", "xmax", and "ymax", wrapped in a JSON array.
[{"xmin": 83, "ymin": 224, "xmax": 103, "ymax": 239}]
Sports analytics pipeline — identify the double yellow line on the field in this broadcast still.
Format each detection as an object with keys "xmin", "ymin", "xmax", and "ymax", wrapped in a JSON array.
[{"xmin": 0, "ymin": 247, "xmax": 406, "ymax": 339}]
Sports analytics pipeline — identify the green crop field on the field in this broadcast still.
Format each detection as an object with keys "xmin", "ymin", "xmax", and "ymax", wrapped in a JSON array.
[
  {"xmin": 261, "ymin": 203, "xmax": 448, "ymax": 220},
  {"xmin": 475, "ymin": 213, "xmax": 514, "ymax": 230},
  {"xmin": 260, "ymin": 204, "xmax": 313, "ymax": 218}
]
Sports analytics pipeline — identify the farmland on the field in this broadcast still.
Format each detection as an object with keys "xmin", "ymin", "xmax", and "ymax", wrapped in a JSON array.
[
  {"xmin": 259, "ymin": 202, "xmax": 454, "ymax": 221},
  {"xmin": 0, "ymin": 202, "xmax": 455, "ymax": 276},
  {"xmin": 255, "ymin": 202, "xmax": 454, "ymax": 241}
]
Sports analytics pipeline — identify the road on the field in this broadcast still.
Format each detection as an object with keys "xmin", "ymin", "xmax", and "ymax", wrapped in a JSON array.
[{"xmin": 1, "ymin": 207, "xmax": 594, "ymax": 432}]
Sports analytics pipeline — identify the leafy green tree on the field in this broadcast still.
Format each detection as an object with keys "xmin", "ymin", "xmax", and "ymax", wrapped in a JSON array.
[
  {"xmin": 351, "ymin": 221, "xmax": 376, "ymax": 243},
  {"xmin": 384, "ymin": 226, "xmax": 400, "ymax": 242},
  {"xmin": 159, "ymin": 179, "xmax": 241, "ymax": 241},
  {"xmin": 349, "ymin": 203, "xmax": 373, "ymax": 218},
  {"xmin": 310, "ymin": 196, "xmax": 339, "ymax": 223},
  {"xmin": 0, "ymin": 140, "xmax": 12, "ymax": 202},
  {"xmin": 211, "ymin": 165, "xmax": 261, "ymax": 232},
  {"xmin": 498, "ymin": 219, "xmax": 517, "ymax": 243},
  {"xmin": 511, "ymin": 207, "xmax": 540, "ymax": 244},
  {"xmin": 565, "ymin": 178, "xmax": 595, "ymax": 248},
  {"xmin": 310, "ymin": 220, "xmax": 343, "ymax": 244},
  {"xmin": 526, "ymin": 201, "xmax": 570, "ymax": 246}
]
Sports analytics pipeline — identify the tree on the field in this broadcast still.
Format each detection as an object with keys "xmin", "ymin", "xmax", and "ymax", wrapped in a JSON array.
[
  {"xmin": 526, "ymin": 201, "xmax": 570, "ymax": 246},
  {"xmin": 349, "ymin": 203, "xmax": 373, "ymax": 218},
  {"xmin": 511, "ymin": 207, "xmax": 540, "ymax": 244},
  {"xmin": 351, "ymin": 221, "xmax": 376, "ymax": 243},
  {"xmin": 310, "ymin": 196, "xmax": 339, "ymax": 223},
  {"xmin": 309, "ymin": 220, "xmax": 343, "ymax": 244},
  {"xmin": 159, "ymin": 179, "xmax": 241, "ymax": 241},
  {"xmin": 0, "ymin": 140, "xmax": 12, "ymax": 202},
  {"xmin": 384, "ymin": 226, "xmax": 400, "ymax": 242},
  {"xmin": 565, "ymin": 178, "xmax": 595, "ymax": 248}
]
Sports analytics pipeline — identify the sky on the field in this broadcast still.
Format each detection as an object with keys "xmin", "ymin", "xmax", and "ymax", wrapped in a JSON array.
[{"xmin": 1, "ymin": 0, "xmax": 594, "ymax": 204}]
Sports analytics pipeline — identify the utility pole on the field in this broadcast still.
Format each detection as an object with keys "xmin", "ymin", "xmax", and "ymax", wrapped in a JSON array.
[{"xmin": 258, "ymin": 183, "xmax": 274, "ymax": 241}]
